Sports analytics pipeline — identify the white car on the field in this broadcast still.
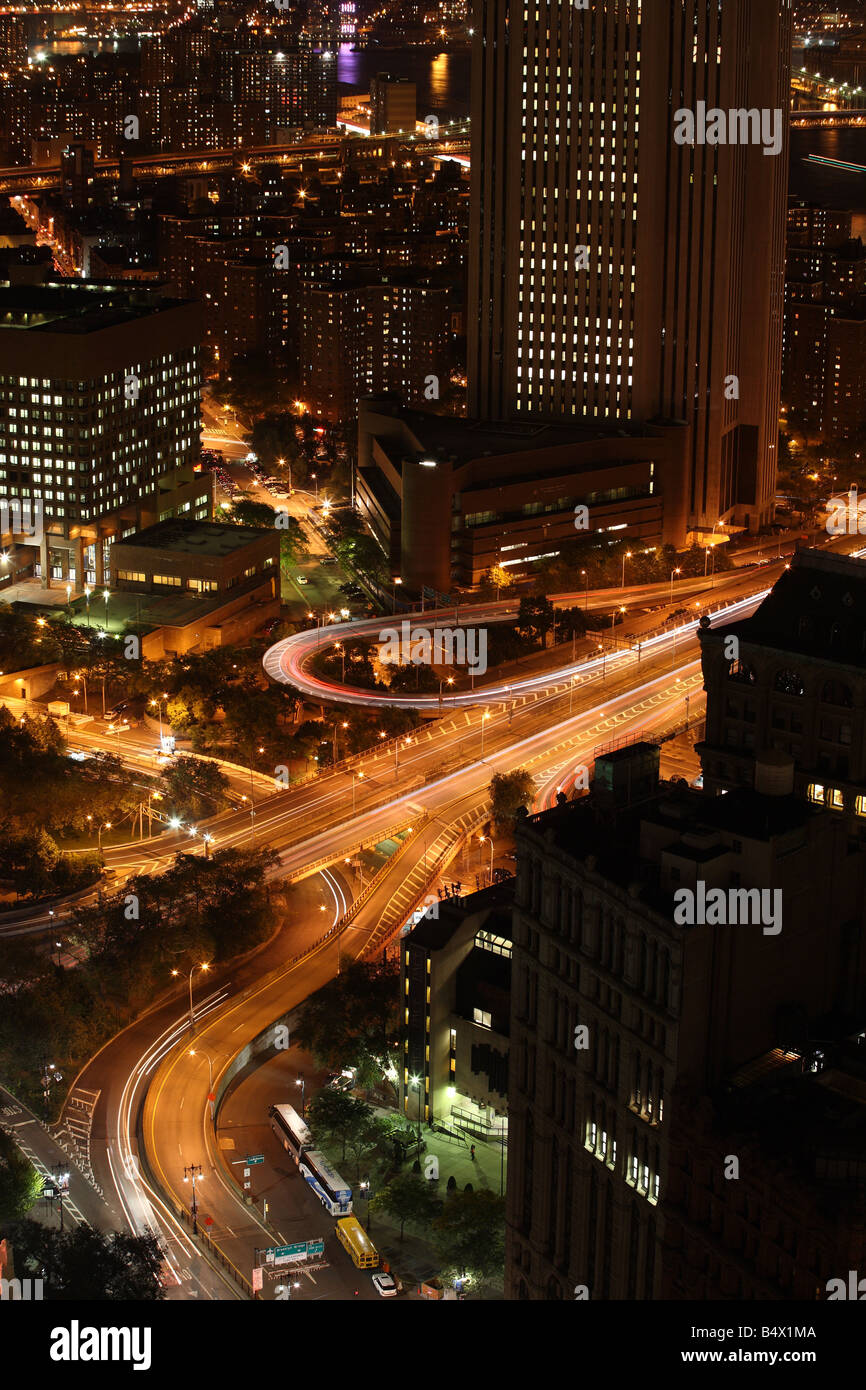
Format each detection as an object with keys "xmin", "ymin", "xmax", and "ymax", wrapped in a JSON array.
[
  {"xmin": 372, "ymin": 1274, "xmax": 398, "ymax": 1298},
  {"xmin": 296, "ymin": 575, "xmax": 308, "ymax": 584}
]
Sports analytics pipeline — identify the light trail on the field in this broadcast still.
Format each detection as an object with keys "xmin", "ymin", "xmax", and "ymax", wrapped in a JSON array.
[{"xmin": 263, "ymin": 590, "xmax": 769, "ymax": 710}]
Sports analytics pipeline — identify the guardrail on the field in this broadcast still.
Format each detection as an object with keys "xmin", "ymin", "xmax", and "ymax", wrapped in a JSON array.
[{"xmin": 282, "ymin": 814, "xmax": 424, "ymax": 884}]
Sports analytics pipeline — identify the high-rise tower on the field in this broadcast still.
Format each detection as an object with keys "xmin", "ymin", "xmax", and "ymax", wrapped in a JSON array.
[{"xmin": 467, "ymin": 0, "xmax": 792, "ymax": 533}]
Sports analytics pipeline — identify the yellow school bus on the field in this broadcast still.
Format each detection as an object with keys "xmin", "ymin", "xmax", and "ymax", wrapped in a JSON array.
[{"xmin": 336, "ymin": 1216, "xmax": 379, "ymax": 1269}]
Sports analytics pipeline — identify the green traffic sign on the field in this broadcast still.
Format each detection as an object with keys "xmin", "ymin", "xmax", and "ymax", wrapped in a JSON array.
[{"xmin": 245, "ymin": 1154, "xmax": 265, "ymax": 1165}]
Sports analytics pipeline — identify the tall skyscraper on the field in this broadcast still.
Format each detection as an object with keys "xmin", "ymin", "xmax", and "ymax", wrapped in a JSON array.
[{"xmin": 467, "ymin": 0, "xmax": 792, "ymax": 535}]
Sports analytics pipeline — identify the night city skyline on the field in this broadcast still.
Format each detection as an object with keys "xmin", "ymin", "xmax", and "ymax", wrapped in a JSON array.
[{"xmin": 0, "ymin": 0, "xmax": 864, "ymax": 1371}]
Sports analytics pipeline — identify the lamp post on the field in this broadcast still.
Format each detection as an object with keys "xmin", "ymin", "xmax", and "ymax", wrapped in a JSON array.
[
  {"xmin": 52, "ymin": 1165, "xmax": 70, "ymax": 1232},
  {"xmin": 581, "ymin": 568, "xmax": 589, "ymax": 613},
  {"xmin": 75, "ymin": 670, "xmax": 88, "ymax": 714},
  {"xmin": 439, "ymin": 675, "xmax": 454, "ymax": 710},
  {"xmin": 190, "ymin": 1048, "xmax": 216, "ymax": 1121},
  {"xmin": 669, "ymin": 567, "xmax": 681, "ymax": 605},
  {"xmin": 359, "ymin": 1176, "xmax": 371, "ymax": 1231},
  {"xmin": 102, "ymin": 588, "xmax": 110, "ymax": 630},
  {"xmin": 183, "ymin": 1163, "xmax": 203, "ymax": 1235},
  {"xmin": 409, "ymin": 1073, "xmax": 423, "ymax": 1139},
  {"xmin": 149, "ymin": 692, "xmax": 169, "ymax": 742},
  {"xmin": 172, "ymin": 961, "xmax": 210, "ymax": 1033},
  {"xmin": 65, "ymin": 582, "xmax": 72, "ymax": 613},
  {"xmin": 621, "ymin": 550, "xmax": 632, "ymax": 591},
  {"xmin": 335, "ymin": 641, "xmax": 346, "ymax": 684},
  {"xmin": 480, "ymin": 709, "xmax": 491, "ymax": 755},
  {"xmin": 351, "ymin": 769, "xmax": 364, "ymax": 813},
  {"xmin": 84, "ymin": 585, "xmax": 92, "ymax": 627},
  {"xmin": 97, "ymin": 821, "xmax": 111, "ymax": 851},
  {"xmin": 296, "ymin": 1073, "xmax": 306, "ymax": 1117},
  {"xmin": 479, "ymin": 833, "xmax": 494, "ymax": 883},
  {"xmin": 391, "ymin": 576, "xmax": 402, "ymax": 614},
  {"xmin": 569, "ymin": 674, "xmax": 577, "ymax": 715}
]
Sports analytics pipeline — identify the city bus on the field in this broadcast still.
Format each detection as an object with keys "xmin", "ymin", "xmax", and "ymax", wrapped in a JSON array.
[
  {"xmin": 299, "ymin": 1150, "xmax": 353, "ymax": 1216},
  {"xmin": 269, "ymin": 1104, "xmax": 312, "ymax": 1165},
  {"xmin": 336, "ymin": 1215, "xmax": 378, "ymax": 1269}
]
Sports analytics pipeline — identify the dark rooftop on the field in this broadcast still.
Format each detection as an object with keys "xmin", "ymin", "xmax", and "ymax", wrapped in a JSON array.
[
  {"xmin": 114, "ymin": 519, "xmax": 275, "ymax": 557},
  {"xmin": 0, "ymin": 283, "xmax": 188, "ymax": 334},
  {"xmin": 709, "ymin": 546, "xmax": 866, "ymax": 668}
]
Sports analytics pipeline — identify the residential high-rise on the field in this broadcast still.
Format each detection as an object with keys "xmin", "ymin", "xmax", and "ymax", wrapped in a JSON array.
[{"xmin": 467, "ymin": 0, "xmax": 792, "ymax": 536}]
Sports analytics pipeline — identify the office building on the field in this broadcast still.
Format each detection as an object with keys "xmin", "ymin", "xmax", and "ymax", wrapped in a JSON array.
[
  {"xmin": 401, "ymin": 882, "xmax": 512, "ymax": 1146},
  {"xmin": 505, "ymin": 741, "xmax": 866, "ymax": 1299},
  {"xmin": 697, "ymin": 547, "xmax": 866, "ymax": 829},
  {"xmin": 370, "ymin": 74, "xmax": 416, "ymax": 135},
  {"xmin": 467, "ymin": 0, "xmax": 792, "ymax": 536},
  {"xmin": 357, "ymin": 397, "xmax": 685, "ymax": 591},
  {"xmin": 0, "ymin": 282, "xmax": 210, "ymax": 587}
]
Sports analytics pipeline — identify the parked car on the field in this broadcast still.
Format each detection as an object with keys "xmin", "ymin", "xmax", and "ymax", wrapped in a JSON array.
[
  {"xmin": 372, "ymin": 1273, "xmax": 398, "ymax": 1298},
  {"xmin": 296, "ymin": 574, "xmax": 309, "ymax": 585}
]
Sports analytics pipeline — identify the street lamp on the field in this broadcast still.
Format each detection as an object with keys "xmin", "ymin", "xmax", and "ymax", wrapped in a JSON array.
[
  {"xmin": 149, "ymin": 692, "xmax": 169, "ymax": 742},
  {"xmin": 479, "ymin": 833, "xmax": 494, "ymax": 883},
  {"xmin": 172, "ymin": 961, "xmax": 210, "ymax": 1033},
  {"xmin": 391, "ymin": 576, "xmax": 402, "ymax": 614},
  {"xmin": 581, "ymin": 568, "xmax": 589, "ymax": 612},
  {"xmin": 84, "ymin": 585, "xmax": 91, "ymax": 627},
  {"xmin": 335, "ymin": 641, "xmax": 346, "ymax": 683},
  {"xmin": 409, "ymin": 1073, "xmax": 423, "ymax": 1138},
  {"xmin": 669, "ymin": 567, "xmax": 682, "ymax": 605},
  {"xmin": 480, "ymin": 709, "xmax": 491, "ymax": 755},
  {"xmin": 102, "ymin": 588, "xmax": 110, "ymax": 628},
  {"xmin": 359, "ymin": 1176, "xmax": 372, "ymax": 1231},
  {"xmin": 189, "ymin": 1048, "xmax": 217, "ymax": 1121},
  {"xmin": 65, "ymin": 582, "xmax": 72, "ymax": 612},
  {"xmin": 296, "ymin": 1074, "xmax": 306, "ymax": 1117},
  {"xmin": 97, "ymin": 821, "xmax": 111, "ymax": 851},
  {"xmin": 439, "ymin": 675, "xmax": 454, "ymax": 710},
  {"xmin": 183, "ymin": 1163, "xmax": 203, "ymax": 1235},
  {"xmin": 621, "ymin": 550, "xmax": 632, "ymax": 591},
  {"xmin": 201, "ymin": 832, "xmax": 213, "ymax": 859},
  {"xmin": 74, "ymin": 670, "xmax": 88, "ymax": 714},
  {"xmin": 351, "ymin": 769, "xmax": 364, "ymax": 812}
]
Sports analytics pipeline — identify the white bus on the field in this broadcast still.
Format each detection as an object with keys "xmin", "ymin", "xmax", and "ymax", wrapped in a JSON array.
[
  {"xmin": 269, "ymin": 1103, "xmax": 312, "ymax": 1165},
  {"xmin": 299, "ymin": 1150, "xmax": 353, "ymax": 1216}
]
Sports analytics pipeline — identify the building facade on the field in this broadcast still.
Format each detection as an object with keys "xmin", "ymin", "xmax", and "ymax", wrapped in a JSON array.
[
  {"xmin": 0, "ymin": 282, "xmax": 210, "ymax": 587},
  {"xmin": 467, "ymin": 0, "xmax": 792, "ymax": 535},
  {"xmin": 505, "ymin": 741, "xmax": 866, "ymax": 1299}
]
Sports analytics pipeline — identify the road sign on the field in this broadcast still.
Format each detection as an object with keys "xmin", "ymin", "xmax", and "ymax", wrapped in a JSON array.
[
  {"xmin": 252, "ymin": 1265, "xmax": 263, "ymax": 1293},
  {"xmin": 264, "ymin": 1237, "xmax": 324, "ymax": 1265},
  {"xmin": 245, "ymin": 1155, "xmax": 264, "ymax": 1165}
]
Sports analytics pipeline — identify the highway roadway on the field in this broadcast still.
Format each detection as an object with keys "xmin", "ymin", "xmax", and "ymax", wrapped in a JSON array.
[{"xmin": 47, "ymin": 546, "xmax": 863, "ymax": 1297}]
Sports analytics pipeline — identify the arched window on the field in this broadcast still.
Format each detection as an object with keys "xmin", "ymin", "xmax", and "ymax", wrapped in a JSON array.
[
  {"xmin": 774, "ymin": 668, "xmax": 805, "ymax": 697},
  {"xmin": 821, "ymin": 678, "xmax": 853, "ymax": 708}
]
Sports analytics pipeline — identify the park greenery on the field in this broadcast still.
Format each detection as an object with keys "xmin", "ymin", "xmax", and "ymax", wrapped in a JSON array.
[
  {"xmin": 0, "ymin": 846, "xmax": 277, "ymax": 1110},
  {"xmin": 292, "ymin": 959, "xmax": 400, "ymax": 1095},
  {"xmin": 489, "ymin": 769, "xmax": 535, "ymax": 832},
  {"xmin": 1, "ymin": 1219, "xmax": 165, "ymax": 1299},
  {"xmin": 0, "ymin": 1127, "xmax": 43, "ymax": 1224}
]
